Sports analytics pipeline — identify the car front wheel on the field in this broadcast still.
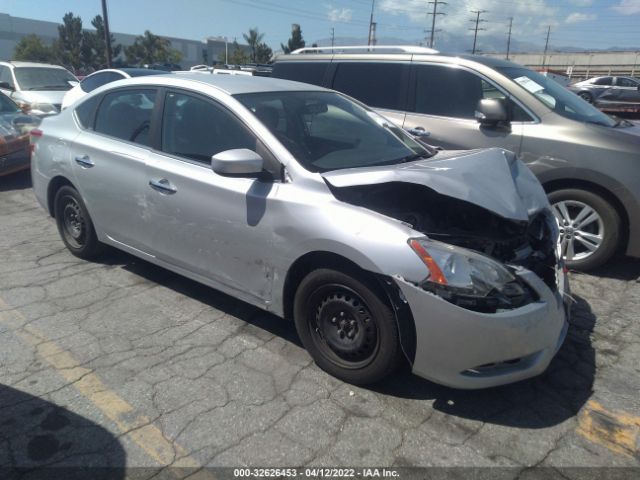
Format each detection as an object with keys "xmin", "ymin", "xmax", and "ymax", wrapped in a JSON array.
[
  {"xmin": 293, "ymin": 268, "xmax": 401, "ymax": 385},
  {"xmin": 548, "ymin": 189, "xmax": 620, "ymax": 271},
  {"xmin": 54, "ymin": 185, "xmax": 105, "ymax": 260}
]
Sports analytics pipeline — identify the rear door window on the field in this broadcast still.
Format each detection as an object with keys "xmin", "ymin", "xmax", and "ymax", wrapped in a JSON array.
[
  {"xmin": 272, "ymin": 62, "xmax": 328, "ymax": 87},
  {"xmin": 331, "ymin": 62, "xmax": 408, "ymax": 111},
  {"xmin": 593, "ymin": 77, "xmax": 613, "ymax": 86},
  {"xmin": 94, "ymin": 89, "xmax": 156, "ymax": 146}
]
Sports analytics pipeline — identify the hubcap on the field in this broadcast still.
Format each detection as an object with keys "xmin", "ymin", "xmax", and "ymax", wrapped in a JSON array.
[
  {"xmin": 62, "ymin": 197, "xmax": 86, "ymax": 248},
  {"xmin": 552, "ymin": 200, "xmax": 604, "ymax": 262},
  {"xmin": 308, "ymin": 287, "xmax": 379, "ymax": 369}
]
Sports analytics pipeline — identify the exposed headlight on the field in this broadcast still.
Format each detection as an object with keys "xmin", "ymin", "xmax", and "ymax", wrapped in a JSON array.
[{"xmin": 408, "ymin": 238, "xmax": 534, "ymax": 312}]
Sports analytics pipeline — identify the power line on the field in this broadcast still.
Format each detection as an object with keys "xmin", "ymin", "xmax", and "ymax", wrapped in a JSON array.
[
  {"xmin": 469, "ymin": 9, "xmax": 488, "ymax": 54},
  {"xmin": 506, "ymin": 16, "xmax": 513, "ymax": 60},
  {"xmin": 426, "ymin": 0, "xmax": 446, "ymax": 49}
]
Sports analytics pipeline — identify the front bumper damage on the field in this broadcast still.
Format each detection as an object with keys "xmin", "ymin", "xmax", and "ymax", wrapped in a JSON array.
[{"xmin": 395, "ymin": 266, "xmax": 570, "ymax": 389}]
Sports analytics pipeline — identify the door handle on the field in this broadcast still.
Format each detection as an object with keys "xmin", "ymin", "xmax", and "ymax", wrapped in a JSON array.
[
  {"xmin": 75, "ymin": 155, "xmax": 94, "ymax": 168},
  {"xmin": 406, "ymin": 126, "xmax": 430, "ymax": 137},
  {"xmin": 149, "ymin": 178, "xmax": 177, "ymax": 194}
]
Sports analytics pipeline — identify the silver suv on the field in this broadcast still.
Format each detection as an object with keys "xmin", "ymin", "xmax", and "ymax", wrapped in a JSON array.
[
  {"xmin": 31, "ymin": 73, "xmax": 569, "ymax": 388},
  {"xmin": 273, "ymin": 46, "xmax": 640, "ymax": 270},
  {"xmin": 0, "ymin": 61, "xmax": 78, "ymax": 115}
]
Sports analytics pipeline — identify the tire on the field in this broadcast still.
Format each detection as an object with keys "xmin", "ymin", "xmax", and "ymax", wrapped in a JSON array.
[
  {"xmin": 577, "ymin": 91, "xmax": 593, "ymax": 104},
  {"xmin": 54, "ymin": 185, "xmax": 105, "ymax": 260},
  {"xmin": 548, "ymin": 188, "xmax": 620, "ymax": 271},
  {"xmin": 293, "ymin": 268, "xmax": 401, "ymax": 385}
]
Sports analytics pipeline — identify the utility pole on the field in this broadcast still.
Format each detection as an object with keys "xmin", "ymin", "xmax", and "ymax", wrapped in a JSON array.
[
  {"xmin": 370, "ymin": 22, "xmax": 377, "ymax": 46},
  {"xmin": 101, "ymin": 0, "xmax": 113, "ymax": 68},
  {"xmin": 367, "ymin": 0, "xmax": 375, "ymax": 46},
  {"xmin": 541, "ymin": 25, "xmax": 551, "ymax": 68},
  {"xmin": 331, "ymin": 27, "xmax": 335, "ymax": 47},
  {"xmin": 506, "ymin": 17, "xmax": 513, "ymax": 60},
  {"xmin": 469, "ymin": 10, "xmax": 487, "ymax": 55},
  {"xmin": 426, "ymin": 0, "xmax": 446, "ymax": 49}
]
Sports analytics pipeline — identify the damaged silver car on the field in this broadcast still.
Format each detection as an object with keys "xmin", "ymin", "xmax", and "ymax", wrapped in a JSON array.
[{"xmin": 31, "ymin": 74, "xmax": 570, "ymax": 388}]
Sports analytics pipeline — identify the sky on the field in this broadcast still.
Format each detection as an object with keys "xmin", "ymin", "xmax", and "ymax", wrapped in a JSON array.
[{"xmin": 2, "ymin": 0, "xmax": 640, "ymax": 52}]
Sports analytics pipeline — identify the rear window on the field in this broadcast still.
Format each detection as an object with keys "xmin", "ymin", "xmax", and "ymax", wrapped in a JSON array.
[
  {"xmin": 272, "ymin": 62, "xmax": 328, "ymax": 87},
  {"xmin": 74, "ymin": 95, "xmax": 101, "ymax": 129},
  {"xmin": 332, "ymin": 62, "xmax": 408, "ymax": 111},
  {"xmin": 81, "ymin": 71, "xmax": 124, "ymax": 93}
]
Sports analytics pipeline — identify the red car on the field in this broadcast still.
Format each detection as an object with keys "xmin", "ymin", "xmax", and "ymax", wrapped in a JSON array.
[{"xmin": 0, "ymin": 93, "xmax": 40, "ymax": 177}]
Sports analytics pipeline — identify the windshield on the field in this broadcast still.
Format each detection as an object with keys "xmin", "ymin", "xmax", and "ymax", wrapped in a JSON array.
[
  {"xmin": 0, "ymin": 93, "xmax": 21, "ymax": 114},
  {"xmin": 14, "ymin": 67, "xmax": 77, "ymax": 91},
  {"xmin": 497, "ymin": 66, "xmax": 616, "ymax": 128},
  {"xmin": 234, "ymin": 91, "xmax": 432, "ymax": 172}
]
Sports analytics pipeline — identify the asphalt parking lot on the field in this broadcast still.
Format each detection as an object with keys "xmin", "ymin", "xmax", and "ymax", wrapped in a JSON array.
[{"xmin": 1, "ymin": 170, "xmax": 639, "ymax": 477}]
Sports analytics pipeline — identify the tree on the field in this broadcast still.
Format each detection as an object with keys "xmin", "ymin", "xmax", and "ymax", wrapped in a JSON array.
[
  {"xmin": 280, "ymin": 24, "xmax": 305, "ymax": 54},
  {"xmin": 243, "ymin": 28, "xmax": 263, "ymax": 63},
  {"xmin": 125, "ymin": 30, "xmax": 182, "ymax": 65},
  {"xmin": 13, "ymin": 35, "xmax": 55, "ymax": 63},
  {"xmin": 256, "ymin": 42, "xmax": 273, "ymax": 63},
  {"xmin": 89, "ymin": 15, "xmax": 122, "ymax": 67},
  {"xmin": 227, "ymin": 41, "xmax": 249, "ymax": 65},
  {"xmin": 54, "ymin": 12, "xmax": 84, "ymax": 70}
]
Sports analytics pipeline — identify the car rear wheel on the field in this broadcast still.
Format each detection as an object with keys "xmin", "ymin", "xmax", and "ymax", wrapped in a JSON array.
[
  {"xmin": 293, "ymin": 268, "xmax": 401, "ymax": 385},
  {"xmin": 577, "ymin": 91, "xmax": 593, "ymax": 103},
  {"xmin": 548, "ymin": 189, "xmax": 620, "ymax": 271},
  {"xmin": 54, "ymin": 185, "xmax": 105, "ymax": 260}
]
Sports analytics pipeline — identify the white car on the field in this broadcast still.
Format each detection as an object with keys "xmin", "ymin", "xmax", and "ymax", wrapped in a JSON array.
[
  {"xmin": 61, "ymin": 68, "xmax": 167, "ymax": 109},
  {"xmin": 0, "ymin": 61, "xmax": 77, "ymax": 115}
]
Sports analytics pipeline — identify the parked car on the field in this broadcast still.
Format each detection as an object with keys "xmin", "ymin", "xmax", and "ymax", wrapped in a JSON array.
[
  {"xmin": 62, "ymin": 68, "xmax": 168, "ymax": 109},
  {"xmin": 0, "ymin": 61, "xmax": 78, "ymax": 115},
  {"xmin": 0, "ymin": 93, "xmax": 40, "ymax": 176},
  {"xmin": 568, "ymin": 75, "xmax": 640, "ymax": 107},
  {"xmin": 31, "ymin": 74, "xmax": 569, "ymax": 388},
  {"xmin": 272, "ymin": 46, "xmax": 640, "ymax": 270}
]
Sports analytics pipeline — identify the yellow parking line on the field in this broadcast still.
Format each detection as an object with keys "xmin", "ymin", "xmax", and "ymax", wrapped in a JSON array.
[
  {"xmin": 577, "ymin": 399, "xmax": 640, "ymax": 458},
  {"xmin": 0, "ymin": 297, "xmax": 211, "ymax": 475}
]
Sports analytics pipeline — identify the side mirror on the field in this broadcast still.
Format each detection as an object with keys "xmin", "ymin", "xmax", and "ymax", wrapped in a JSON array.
[
  {"xmin": 211, "ymin": 148, "xmax": 264, "ymax": 175},
  {"xmin": 475, "ymin": 98, "xmax": 509, "ymax": 126},
  {"xmin": 0, "ymin": 81, "xmax": 14, "ymax": 91}
]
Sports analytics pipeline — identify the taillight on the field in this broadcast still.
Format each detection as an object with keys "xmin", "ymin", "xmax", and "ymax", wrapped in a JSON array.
[{"xmin": 29, "ymin": 128, "xmax": 42, "ymax": 154}]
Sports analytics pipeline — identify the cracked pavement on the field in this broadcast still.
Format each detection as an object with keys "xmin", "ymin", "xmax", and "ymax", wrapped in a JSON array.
[{"xmin": 1, "ymin": 171, "xmax": 639, "ymax": 476}]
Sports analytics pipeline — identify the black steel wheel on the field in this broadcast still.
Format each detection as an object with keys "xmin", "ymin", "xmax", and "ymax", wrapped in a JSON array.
[
  {"xmin": 54, "ymin": 185, "xmax": 105, "ymax": 260},
  {"xmin": 294, "ymin": 268, "xmax": 401, "ymax": 385}
]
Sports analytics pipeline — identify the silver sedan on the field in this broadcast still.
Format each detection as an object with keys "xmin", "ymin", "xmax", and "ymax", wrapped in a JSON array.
[{"xmin": 30, "ymin": 74, "xmax": 570, "ymax": 388}]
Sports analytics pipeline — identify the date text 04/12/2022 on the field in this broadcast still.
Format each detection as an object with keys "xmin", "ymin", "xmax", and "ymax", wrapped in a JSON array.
[{"xmin": 233, "ymin": 468, "xmax": 400, "ymax": 477}]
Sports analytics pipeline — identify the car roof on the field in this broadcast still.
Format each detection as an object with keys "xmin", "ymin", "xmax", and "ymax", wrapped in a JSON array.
[
  {"xmin": 2, "ymin": 61, "xmax": 68, "ymax": 69},
  {"xmin": 123, "ymin": 72, "xmax": 330, "ymax": 95}
]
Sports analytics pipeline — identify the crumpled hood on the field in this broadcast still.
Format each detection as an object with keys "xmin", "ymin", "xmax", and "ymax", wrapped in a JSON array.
[{"xmin": 322, "ymin": 148, "xmax": 549, "ymax": 222}]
